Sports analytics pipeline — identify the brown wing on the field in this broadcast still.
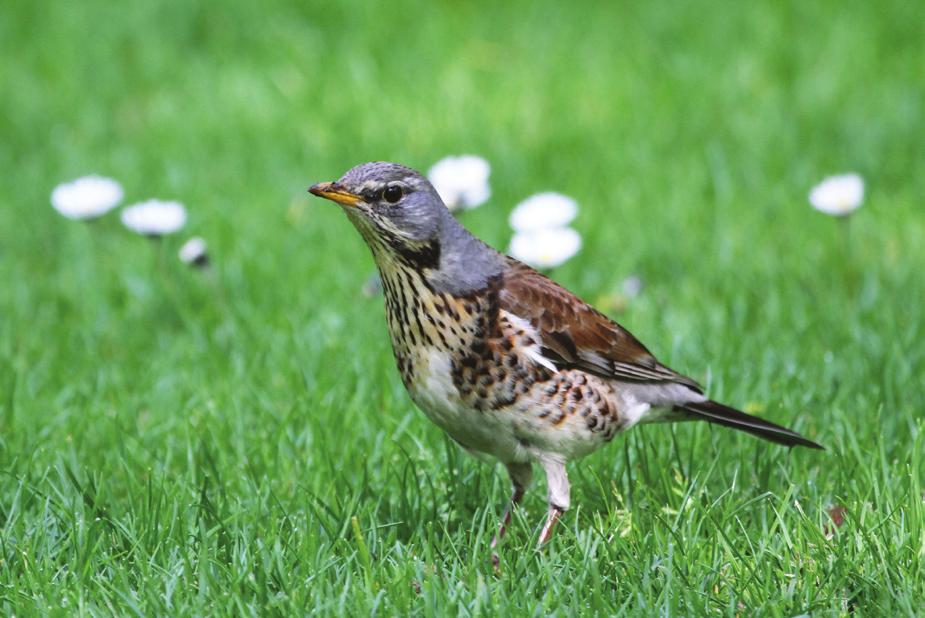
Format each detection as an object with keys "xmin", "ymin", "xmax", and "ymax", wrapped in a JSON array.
[{"xmin": 499, "ymin": 260, "xmax": 703, "ymax": 393}]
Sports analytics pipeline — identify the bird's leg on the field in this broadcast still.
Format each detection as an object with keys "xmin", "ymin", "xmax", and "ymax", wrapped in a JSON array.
[
  {"xmin": 491, "ymin": 462, "xmax": 532, "ymax": 547},
  {"xmin": 537, "ymin": 456, "xmax": 570, "ymax": 545},
  {"xmin": 491, "ymin": 462, "xmax": 532, "ymax": 566},
  {"xmin": 539, "ymin": 505, "xmax": 564, "ymax": 544}
]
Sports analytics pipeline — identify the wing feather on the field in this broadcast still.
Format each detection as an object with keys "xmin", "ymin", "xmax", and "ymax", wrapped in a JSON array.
[{"xmin": 499, "ymin": 259, "xmax": 703, "ymax": 393}]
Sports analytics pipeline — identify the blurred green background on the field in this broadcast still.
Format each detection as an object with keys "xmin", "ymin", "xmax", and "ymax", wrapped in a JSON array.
[{"xmin": 1, "ymin": 0, "xmax": 923, "ymax": 614}]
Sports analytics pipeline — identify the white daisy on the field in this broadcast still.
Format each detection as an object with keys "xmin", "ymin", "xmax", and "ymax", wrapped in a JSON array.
[
  {"xmin": 121, "ymin": 200, "xmax": 187, "ymax": 236},
  {"xmin": 178, "ymin": 236, "xmax": 208, "ymax": 266},
  {"xmin": 427, "ymin": 155, "xmax": 491, "ymax": 212},
  {"xmin": 622, "ymin": 275, "xmax": 643, "ymax": 299},
  {"xmin": 51, "ymin": 175, "xmax": 123, "ymax": 220},
  {"xmin": 508, "ymin": 192, "xmax": 578, "ymax": 232},
  {"xmin": 809, "ymin": 173, "xmax": 864, "ymax": 216},
  {"xmin": 509, "ymin": 227, "xmax": 582, "ymax": 269}
]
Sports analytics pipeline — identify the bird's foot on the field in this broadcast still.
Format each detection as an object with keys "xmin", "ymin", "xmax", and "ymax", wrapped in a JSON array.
[{"xmin": 538, "ymin": 505, "xmax": 564, "ymax": 545}]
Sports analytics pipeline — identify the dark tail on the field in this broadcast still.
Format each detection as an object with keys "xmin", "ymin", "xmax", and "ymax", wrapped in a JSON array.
[{"xmin": 676, "ymin": 400, "xmax": 824, "ymax": 450}]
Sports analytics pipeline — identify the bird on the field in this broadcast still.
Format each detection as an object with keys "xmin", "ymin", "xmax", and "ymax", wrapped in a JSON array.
[{"xmin": 308, "ymin": 161, "xmax": 823, "ymax": 555}]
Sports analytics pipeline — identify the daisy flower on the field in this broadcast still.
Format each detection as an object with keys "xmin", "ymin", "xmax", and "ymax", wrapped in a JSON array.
[
  {"xmin": 508, "ymin": 192, "xmax": 578, "ymax": 232},
  {"xmin": 809, "ymin": 173, "xmax": 864, "ymax": 216},
  {"xmin": 427, "ymin": 155, "xmax": 491, "ymax": 212},
  {"xmin": 622, "ymin": 275, "xmax": 643, "ymax": 299},
  {"xmin": 121, "ymin": 200, "xmax": 187, "ymax": 236},
  {"xmin": 178, "ymin": 236, "xmax": 208, "ymax": 267},
  {"xmin": 51, "ymin": 175, "xmax": 123, "ymax": 220},
  {"xmin": 509, "ymin": 227, "xmax": 582, "ymax": 270}
]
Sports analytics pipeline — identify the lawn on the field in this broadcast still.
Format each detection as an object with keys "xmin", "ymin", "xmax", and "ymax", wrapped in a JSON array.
[{"xmin": 1, "ymin": 0, "xmax": 924, "ymax": 614}]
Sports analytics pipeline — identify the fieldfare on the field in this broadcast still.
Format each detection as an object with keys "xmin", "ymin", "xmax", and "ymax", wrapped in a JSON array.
[{"xmin": 309, "ymin": 162, "xmax": 822, "ymax": 553}]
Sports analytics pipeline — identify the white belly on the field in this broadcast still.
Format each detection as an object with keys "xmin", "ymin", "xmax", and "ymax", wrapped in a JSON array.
[{"xmin": 406, "ymin": 347, "xmax": 523, "ymax": 460}]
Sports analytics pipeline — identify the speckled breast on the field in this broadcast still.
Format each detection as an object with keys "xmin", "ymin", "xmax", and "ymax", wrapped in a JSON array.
[{"xmin": 377, "ymin": 263, "xmax": 628, "ymax": 461}]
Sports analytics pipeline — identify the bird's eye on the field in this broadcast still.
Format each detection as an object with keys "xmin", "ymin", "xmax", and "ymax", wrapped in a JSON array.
[{"xmin": 382, "ymin": 185, "xmax": 403, "ymax": 204}]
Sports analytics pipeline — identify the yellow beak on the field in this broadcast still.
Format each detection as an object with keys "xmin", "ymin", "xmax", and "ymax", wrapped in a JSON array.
[{"xmin": 308, "ymin": 181, "xmax": 362, "ymax": 206}]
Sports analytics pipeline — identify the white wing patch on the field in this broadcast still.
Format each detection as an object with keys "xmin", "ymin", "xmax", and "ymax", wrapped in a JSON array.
[{"xmin": 501, "ymin": 311, "xmax": 559, "ymax": 373}]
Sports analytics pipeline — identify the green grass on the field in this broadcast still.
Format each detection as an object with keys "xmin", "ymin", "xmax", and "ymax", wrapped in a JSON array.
[{"xmin": 2, "ymin": 0, "xmax": 924, "ymax": 614}]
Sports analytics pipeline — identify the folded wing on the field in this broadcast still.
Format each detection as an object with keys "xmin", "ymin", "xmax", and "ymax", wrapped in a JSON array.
[{"xmin": 499, "ymin": 259, "xmax": 703, "ymax": 392}]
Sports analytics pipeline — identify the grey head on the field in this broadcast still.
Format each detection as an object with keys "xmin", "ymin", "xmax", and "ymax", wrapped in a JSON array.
[{"xmin": 309, "ymin": 161, "xmax": 504, "ymax": 295}]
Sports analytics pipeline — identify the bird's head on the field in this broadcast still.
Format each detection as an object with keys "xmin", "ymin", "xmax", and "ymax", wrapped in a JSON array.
[
  {"xmin": 309, "ymin": 161, "xmax": 448, "ymax": 258},
  {"xmin": 309, "ymin": 161, "xmax": 503, "ymax": 293}
]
